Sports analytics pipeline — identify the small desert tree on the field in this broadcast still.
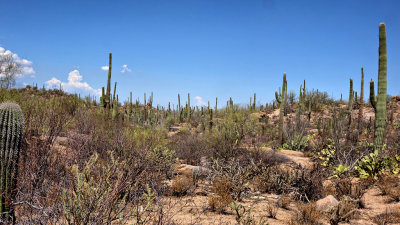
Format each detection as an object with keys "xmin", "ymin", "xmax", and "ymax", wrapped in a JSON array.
[{"xmin": 0, "ymin": 54, "xmax": 21, "ymax": 89}]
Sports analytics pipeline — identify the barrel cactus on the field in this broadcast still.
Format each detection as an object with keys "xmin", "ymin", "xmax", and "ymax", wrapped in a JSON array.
[{"xmin": 0, "ymin": 102, "xmax": 24, "ymax": 222}]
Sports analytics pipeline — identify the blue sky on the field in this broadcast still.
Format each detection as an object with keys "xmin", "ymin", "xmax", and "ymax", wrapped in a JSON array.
[{"xmin": 0, "ymin": 0, "xmax": 399, "ymax": 107}]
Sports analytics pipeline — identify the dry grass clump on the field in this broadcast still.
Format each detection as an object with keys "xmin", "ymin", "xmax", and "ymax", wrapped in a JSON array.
[
  {"xmin": 289, "ymin": 202, "xmax": 323, "ymax": 225},
  {"xmin": 377, "ymin": 174, "xmax": 400, "ymax": 203},
  {"xmin": 208, "ymin": 176, "xmax": 233, "ymax": 212},
  {"xmin": 266, "ymin": 201, "xmax": 278, "ymax": 219},
  {"xmin": 325, "ymin": 195, "xmax": 359, "ymax": 225},
  {"xmin": 280, "ymin": 194, "xmax": 292, "ymax": 209},
  {"xmin": 171, "ymin": 175, "xmax": 193, "ymax": 196}
]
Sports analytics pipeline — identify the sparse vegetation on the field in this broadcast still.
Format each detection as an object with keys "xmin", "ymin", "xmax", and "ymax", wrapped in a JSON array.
[{"xmin": 0, "ymin": 22, "xmax": 397, "ymax": 224}]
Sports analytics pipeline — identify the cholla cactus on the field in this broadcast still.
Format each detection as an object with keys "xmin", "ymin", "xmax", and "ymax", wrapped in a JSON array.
[{"xmin": 0, "ymin": 102, "xmax": 24, "ymax": 222}]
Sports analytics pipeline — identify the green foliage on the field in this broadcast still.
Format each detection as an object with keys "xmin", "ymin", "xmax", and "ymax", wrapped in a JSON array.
[
  {"xmin": 354, "ymin": 145, "xmax": 399, "ymax": 180},
  {"xmin": 317, "ymin": 139, "xmax": 336, "ymax": 167},
  {"xmin": 354, "ymin": 152, "xmax": 384, "ymax": 180},
  {"xmin": 282, "ymin": 134, "xmax": 313, "ymax": 152},
  {"xmin": 0, "ymin": 102, "xmax": 24, "ymax": 222},
  {"xmin": 332, "ymin": 164, "xmax": 350, "ymax": 178}
]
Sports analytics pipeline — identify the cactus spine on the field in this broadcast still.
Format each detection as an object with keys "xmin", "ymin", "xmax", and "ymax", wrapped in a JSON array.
[
  {"xmin": 105, "ymin": 52, "xmax": 112, "ymax": 110},
  {"xmin": 0, "ymin": 102, "xmax": 23, "ymax": 222},
  {"xmin": 370, "ymin": 23, "xmax": 387, "ymax": 152},
  {"xmin": 275, "ymin": 73, "xmax": 287, "ymax": 145}
]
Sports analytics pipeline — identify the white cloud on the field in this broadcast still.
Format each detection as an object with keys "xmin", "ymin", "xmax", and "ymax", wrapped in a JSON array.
[
  {"xmin": 0, "ymin": 46, "xmax": 35, "ymax": 78},
  {"xmin": 101, "ymin": 66, "xmax": 109, "ymax": 71},
  {"xmin": 194, "ymin": 96, "xmax": 206, "ymax": 106},
  {"xmin": 46, "ymin": 77, "xmax": 62, "ymax": 88},
  {"xmin": 121, "ymin": 64, "xmax": 131, "ymax": 74},
  {"xmin": 46, "ymin": 70, "xmax": 101, "ymax": 96}
]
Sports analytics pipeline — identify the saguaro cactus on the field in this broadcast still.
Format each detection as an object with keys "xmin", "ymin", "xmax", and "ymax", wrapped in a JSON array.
[
  {"xmin": 215, "ymin": 97, "xmax": 218, "ymax": 117},
  {"xmin": 100, "ymin": 87, "xmax": 105, "ymax": 109},
  {"xmin": 187, "ymin": 93, "xmax": 191, "ymax": 119},
  {"xmin": 370, "ymin": 23, "xmax": 387, "ymax": 152},
  {"xmin": 275, "ymin": 73, "xmax": 287, "ymax": 145},
  {"xmin": 358, "ymin": 67, "xmax": 364, "ymax": 132},
  {"xmin": 348, "ymin": 78, "xmax": 354, "ymax": 125},
  {"xmin": 347, "ymin": 78, "xmax": 354, "ymax": 142},
  {"xmin": 0, "ymin": 102, "xmax": 24, "ymax": 222},
  {"xmin": 105, "ymin": 52, "xmax": 112, "ymax": 109},
  {"xmin": 253, "ymin": 93, "xmax": 256, "ymax": 111}
]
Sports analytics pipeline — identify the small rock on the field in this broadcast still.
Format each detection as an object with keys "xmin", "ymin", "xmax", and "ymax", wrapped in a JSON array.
[
  {"xmin": 315, "ymin": 195, "xmax": 339, "ymax": 212},
  {"xmin": 174, "ymin": 164, "xmax": 210, "ymax": 178},
  {"xmin": 250, "ymin": 196, "xmax": 266, "ymax": 200}
]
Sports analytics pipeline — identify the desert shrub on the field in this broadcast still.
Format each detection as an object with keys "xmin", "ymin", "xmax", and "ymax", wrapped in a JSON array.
[
  {"xmin": 282, "ymin": 115, "xmax": 312, "ymax": 151},
  {"xmin": 15, "ymin": 94, "xmax": 82, "ymax": 224},
  {"xmin": 62, "ymin": 152, "xmax": 141, "ymax": 224},
  {"xmin": 254, "ymin": 166, "xmax": 296, "ymax": 195},
  {"xmin": 208, "ymin": 176, "xmax": 233, "ymax": 212},
  {"xmin": 333, "ymin": 176, "xmax": 370, "ymax": 205},
  {"xmin": 230, "ymin": 201, "xmax": 268, "ymax": 225},
  {"xmin": 256, "ymin": 164, "xmax": 326, "ymax": 201},
  {"xmin": 282, "ymin": 134, "xmax": 314, "ymax": 152},
  {"xmin": 171, "ymin": 175, "xmax": 192, "ymax": 196},
  {"xmin": 325, "ymin": 195, "xmax": 358, "ymax": 225},
  {"xmin": 210, "ymin": 159, "xmax": 250, "ymax": 201},
  {"xmin": 289, "ymin": 202, "xmax": 323, "ymax": 225},
  {"xmin": 169, "ymin": 131, "xmax": 210, "ymax": 165},
  {"xmin": 208, "ymin": 150, "xmax": 281, "ymax": 202},
  {"xmin": 291, "ymin": 164, "xmax": 327, "ymax": 201}
]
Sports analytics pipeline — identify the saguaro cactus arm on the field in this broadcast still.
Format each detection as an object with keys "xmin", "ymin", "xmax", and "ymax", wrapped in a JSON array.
[{"xmin": 369, "ymin": 79, "xmax": 377, "ymax": 112}]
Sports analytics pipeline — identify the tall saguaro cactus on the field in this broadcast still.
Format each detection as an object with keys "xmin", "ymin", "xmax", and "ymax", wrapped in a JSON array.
[
  {"xmin": 0, "ymin": 102, "xmax": 24, "ymax": 222},
  {"xmin": 275, "ymin": 73, "xmax": 287, "ymax": 145},
  {"xmin": 348, "ymin": 78, "xmax": 354, "ymax": 125},
  {"xmin": 358, "ymin": 67, "xmax": 364, "ymax": 132},
  {"xmin": 105, "ymin": 52, "xmax": 112, "ymax": 109},
  {"xmin": 370, "ymin": 23, "xmax": 387, "ymax": 152},
  {"xmin": 253, "ymin": 93, "xmax": 256, "ymax": 111},
  {"xmin": 112, "ymin": 82, "xmax": 117, "ymax": 109}
]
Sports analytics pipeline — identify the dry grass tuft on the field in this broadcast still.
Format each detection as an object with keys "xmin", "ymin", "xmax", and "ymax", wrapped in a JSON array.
[{"xmin": 171, "ymin": 175, "xmax": 193, "ymax": 196}]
